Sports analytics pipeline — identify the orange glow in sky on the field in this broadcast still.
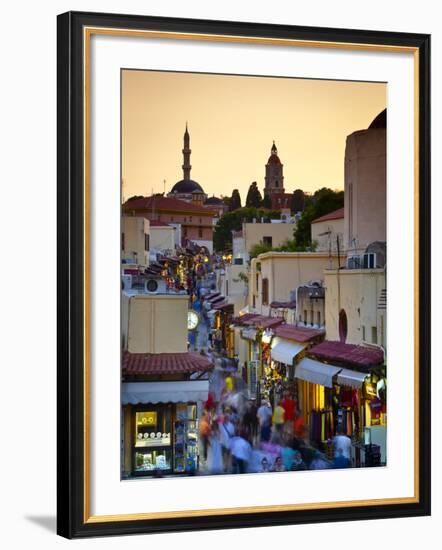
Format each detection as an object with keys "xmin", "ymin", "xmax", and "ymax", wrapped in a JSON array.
[{"xmin": 122, "ymin": 70, "xmax": 386, "ymax": 201}]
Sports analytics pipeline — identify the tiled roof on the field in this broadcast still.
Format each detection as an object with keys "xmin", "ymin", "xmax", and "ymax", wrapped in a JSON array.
[
  {"xmin": 311, "ymin": 207, "xmax": 344, "ymax": 224},
  {"xmin": 307, "ymin": 340, "xmax": 384, "ymax": 369},
  {"xmin": 123, "ymin": 195, "xmax": 212, "ymax": 215},
  {"xmin": 122, "ymin": 351, "xmax": 213, "ymax": 376},
  {"xmin": 241, "ymin": 315, "xmax": 284, "ymax": 329},
  {"xmin": 270, "ymin": 301, "xmax": 297, "ymax": 309},
  {"xmin": 274, "ymin": 324, "xmax": 325, "ymax": 343},
  {"xmin": 232, "ymin": 313, "xmax": 260, "ymax": 325}
]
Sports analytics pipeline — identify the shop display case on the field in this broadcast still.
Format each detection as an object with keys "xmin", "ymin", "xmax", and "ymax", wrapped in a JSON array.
[{"xmin": 173, "ymin": 404, "xmax": 199, "ymax": 473}]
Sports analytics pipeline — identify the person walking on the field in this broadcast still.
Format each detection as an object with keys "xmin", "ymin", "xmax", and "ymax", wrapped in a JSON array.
[
  {"xmin": 219, "ymin": 412, "xmax": 235, "ymax": 473},
  {"xmin": 272, "ymin": 399, "xmax": 285, "ymax": 434},
  {"xmin": 332, "ymin": 428, "xmax": 352, "ymax": 462},
  {"xmin": 257, "ymin": 400, "xmax": 272, "ymax": 442},
  {"xmin": 199, "ymin": 410, "xmax": 211, "ymax": 462},
  {"xmin": 207, "ymin": 422, "xmax": 223, "ymax": 474},
  {"xmin": 230, "ymin": 431, "xmax": 252, "ymax": 474}
]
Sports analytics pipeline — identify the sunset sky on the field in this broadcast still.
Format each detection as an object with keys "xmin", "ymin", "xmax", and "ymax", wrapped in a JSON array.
[{"xmin": 122, "ymin": 70, "xmax": 386, "ymax": 201}]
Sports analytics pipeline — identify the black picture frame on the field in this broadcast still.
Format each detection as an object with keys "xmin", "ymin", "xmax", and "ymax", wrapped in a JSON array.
[{"xmin": 57, "ymin": 11, "xmax": 431, "ymax": 539}]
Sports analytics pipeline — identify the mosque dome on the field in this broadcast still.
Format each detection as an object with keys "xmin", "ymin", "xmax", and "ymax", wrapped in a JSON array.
[{"xmin": 170, "ymin": 179, "xmax": 204, "ymax": 194}]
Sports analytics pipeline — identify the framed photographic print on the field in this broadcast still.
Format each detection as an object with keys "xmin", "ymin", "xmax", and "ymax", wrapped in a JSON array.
[{"xmin": 57, "ymin": 11, "xmax": 431, "ymax": 538}]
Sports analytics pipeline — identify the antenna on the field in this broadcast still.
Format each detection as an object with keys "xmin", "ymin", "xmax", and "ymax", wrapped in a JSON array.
[{"xmin": 163, "ymin": 179, "xmax": 166, "ymax": 195}]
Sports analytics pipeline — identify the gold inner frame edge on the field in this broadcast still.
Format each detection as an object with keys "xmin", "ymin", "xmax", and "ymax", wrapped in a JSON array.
[{"xmin": 82, "ymin": 26, "xmax": 420, "ymax": 524}]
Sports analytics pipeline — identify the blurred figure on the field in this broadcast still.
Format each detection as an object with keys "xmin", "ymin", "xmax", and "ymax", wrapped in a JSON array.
[
  {"xmin": 260, "ymin": 457, "xmax": 270, "ymax": 472},
  {"xmin": 207, "ymin": 422, "xmax": 223, "ymax": 474},
  {"xmin": 257, "ymin": 400, "xmax": 272, "ymax": 442},
  {"xmin": 281, "ymin": 391, "xmax": 296, "ymax": 436},
  {"xmin": 280, "ymin": 441, "xmax": 297, "ymax": 471},
  {"xmin": 199, "ymin": 410, "xmax": 211, "ymax": 461},
  {"xmin": 219, "ymin": 412, "xmax": 235, "ymax": 472},
  {"xmin": 230, "ymin": 431, "xmax": 252, "ymax": 474},
  {"xmin": 272, "ymin": 456, "xmax": 285, "ymax": 472},
  {"xmin": 332, "ymin": 428, "xmax": 352, "ymax": 462},
  {"xmin": 272, "ymin": 400, "xmax": 285, "ymax": 434},
  {"xmin": 309, "ymin": 450, "xmax": 331, "ymax": 470},
  {"xmin": 332, "ymin": 448, "xmax": 351, "ymax": 469},
  {"xmin": 291, "ymin": 450, "xmax": 307, "ymax": 471}
]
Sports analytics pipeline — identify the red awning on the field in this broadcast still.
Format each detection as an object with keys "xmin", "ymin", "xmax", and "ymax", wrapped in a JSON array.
[
  {"xmin": 122, "ymin": 351, "xmax": 213, "ymax": 376},
  {"xmin": 273, "ymin": 324, "xmax": 325, "ymax": 343},
  {"xmin": 307, "ymin": 340, "xmax": 384, "ymax": 369}
]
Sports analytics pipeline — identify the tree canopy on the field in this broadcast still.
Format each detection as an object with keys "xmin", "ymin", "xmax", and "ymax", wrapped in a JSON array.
[
  {"xmin": 290, "ymin": 189, "xmax": 305, "ymax": 213},
  {"xmin": 245, "ymin": 181, "xmax": 263, "ymax": 208},
  {"xmin": 293, "ymin": 187, "xmax": 344, "ymax": 248},
  {"xmin": 213, "ymin": 207, "xmax": 281, "ymax": 252},
  {"xmin": 230, "ymin": 189, "xmax": 242, "ymax": 211},
  {"xmin": 262, "ymin": 193, "xmax": 272, "ymax": 209}
]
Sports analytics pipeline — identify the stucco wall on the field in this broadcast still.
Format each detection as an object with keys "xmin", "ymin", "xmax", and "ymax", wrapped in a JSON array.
[
  {"xmin": 122, "ymin": 216, "xmax": 149, "ymax": 266},
  {"xmin": 324, "ymin": 268, "xmax": 386, "ymax": 349},
  {"xmin": 311, "ymin": 217, "xmax": 344, "ymax": 252},
  {"xmin": 243, "ymin": 222, "xmax": 295, "ymax": 255},
  {"xmin": 344, "ymin": 127, "xmax": 386, "ymax": 254},
  {"xmin": 122, "ymin": 293, "xmax": 188, "ymax": 354},
  {"xmin": 149, "ymin": 226, "xmax": 176, "ymax": 253},
  {"xmin": 249, "ymin": 252, "xmax": 340, "ymax": 315}
]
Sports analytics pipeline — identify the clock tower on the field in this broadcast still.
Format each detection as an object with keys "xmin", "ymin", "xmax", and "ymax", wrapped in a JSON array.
[{"xmin": 264, "ymin": 141, "xmax": 284, "ymax": 196}]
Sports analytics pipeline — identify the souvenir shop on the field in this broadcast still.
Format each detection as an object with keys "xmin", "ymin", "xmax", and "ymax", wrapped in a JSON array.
[
  {"xmin": 294, "ymin": 356, "xmax": 387, "ymax": 464},
  {"xmin": 261, "ymin": 336, "xmax": 305, "ymax": 407},
  {"xmin": 121, "ymin": 380, "xmax": 209, "ymax": 477}
]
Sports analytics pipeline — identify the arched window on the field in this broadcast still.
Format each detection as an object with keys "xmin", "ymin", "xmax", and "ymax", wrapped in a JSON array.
[{"xmin": 339, "ymin": 309, "xmax": 348, "ymax": 343}]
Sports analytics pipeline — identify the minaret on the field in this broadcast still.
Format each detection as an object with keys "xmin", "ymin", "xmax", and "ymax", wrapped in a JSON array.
[
  {"xmin": 264, "ymin": 140, "xmax": 284, "ymax": 196},
  {"xmin": 182, "ymin": 123, "xmax": 192, "ymax": 180}
]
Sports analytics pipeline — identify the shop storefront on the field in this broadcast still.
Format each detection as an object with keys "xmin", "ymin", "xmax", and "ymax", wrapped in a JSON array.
[
  {"xmin": 263, "ymin": 325, "xmax": 325, "ymax": 408},
  {"xmin": 295, "ymin": 341, "xmax": 387, "ymax": 465},
  {"xmin": 122, "ymin": 379, "xmax": 209, "ymax": 477}
]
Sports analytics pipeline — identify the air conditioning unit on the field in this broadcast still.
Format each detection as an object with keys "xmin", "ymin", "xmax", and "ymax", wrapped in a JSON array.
[
  {"xmin": 122, "ymin": 274, "xmax": 132, "ymax": 290},
  {"xmin": 144, "ymin": 277, "xmax": 167, "ymax": 294},
  {"xmin": 362, "ymin": 252, "xmax": 377, "ymax": 269},
  {"xmin": 347, "ymin": 255, "xmax": 362, "ymax": 269}
]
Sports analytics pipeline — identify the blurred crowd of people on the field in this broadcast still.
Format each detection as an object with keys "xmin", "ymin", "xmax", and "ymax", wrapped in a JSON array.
[{"xmin": 199, "ymin": 369, "xmax": 352, "ymax": 475}]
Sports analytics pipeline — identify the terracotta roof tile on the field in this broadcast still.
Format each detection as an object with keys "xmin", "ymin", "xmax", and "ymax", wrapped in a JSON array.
[
  {"xmin": 307, "ymin": 340, "xmax": 384, "ymax": 369},
  {"xmin": 122, "ymin": 351, "xmax": 213, "ymax": 376},
  {"xmin": 311, "ymin": 207, "xmax": 344, "ymax": 224},
  {"xmin": 123, "ymin": 195, "xmax": 212, "ymax": 215},
  {"xmin": 274, "ymin": 324, "xmax": 325, "ymax": 343}
]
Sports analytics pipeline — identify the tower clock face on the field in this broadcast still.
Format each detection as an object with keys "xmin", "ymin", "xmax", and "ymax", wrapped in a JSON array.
[{"xmin": 187, "ymin": 310, "xmax": 199, "ymax": 331}]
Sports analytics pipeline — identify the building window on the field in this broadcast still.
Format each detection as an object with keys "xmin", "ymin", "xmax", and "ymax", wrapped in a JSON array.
[
  {"xmin": 199, "ymin": 218, "xmax": 202, "ymax": 223},
  {"xmin": 339, "ymin": 309, "xmax": 348, "ymax": 343},
  {"xmin": 256, "ymin": 274, "xmax": 259, "ymax": 293},
  {"xmin": 226, "ymin": 280, "xmax": 229, "ymax": 296},
  {"xmin": 262, "ymin": 278, "xmax": 269, "ymax": 305},
  {"xmin": 183, "ymin": 226, "xmax": 187, "ymax": 237},
  {"xmin": 362, "ymin": 325, "xmax": 366, "ymax": 341},
  {"xmin": 372, "ymin": 326, "xmax": 378, "ymax": 344},
  {"xmin": 310, "ymin": 310, "xmax": 314, "ymax": 325},
  {"xmin": 184, "ymin": 217, "xmax": 187, "ymax": 222},
  {"xmin": 303, "ymin": 310, "xmax": 307, "ymax": 324},
  {"xmin": 275, "ymin": 180, "xmax": 279, "ymax": 187},
  {"xmin": 189, "ymin": 216, "xmax": 192, "ymax": 222},
  {"xmin": 144, "ymin": 233, "xmax": 149, "ymax": 252},
  {"xmin": 198, "ymin": 227, "xmax": 203, "ymax": 238},
  {"xmin": 262, "ymin": 236, "xmax": 273, "ymax": 246},
  {"xmin": 317, "ymin": 311, "xmax": 321, "ymax": 326},
  {"xmin": 122, "ymin": 232, "xmax": 125, "ymax": 251}
]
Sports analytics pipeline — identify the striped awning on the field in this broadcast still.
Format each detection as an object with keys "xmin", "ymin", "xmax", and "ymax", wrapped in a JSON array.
[
  {"xmin": 295, "ymin": 357, "xmax": 342, "ymax": 388},
  {"xmin": 122, "ymin": 380, "xmax": 209, "ymax": 405},
  {"xmin": 337, "ymin": 368, "xmax": 368, "ymax": 389},
  {"xmin": 271, "ymin": 337, "xmax": 305, "ymax": 365}
]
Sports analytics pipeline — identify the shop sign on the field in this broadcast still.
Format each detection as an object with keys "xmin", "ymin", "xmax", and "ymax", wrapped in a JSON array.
[{"xmin": 364, "ymin": 381, "xmax": 377, "ymax": 398}]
